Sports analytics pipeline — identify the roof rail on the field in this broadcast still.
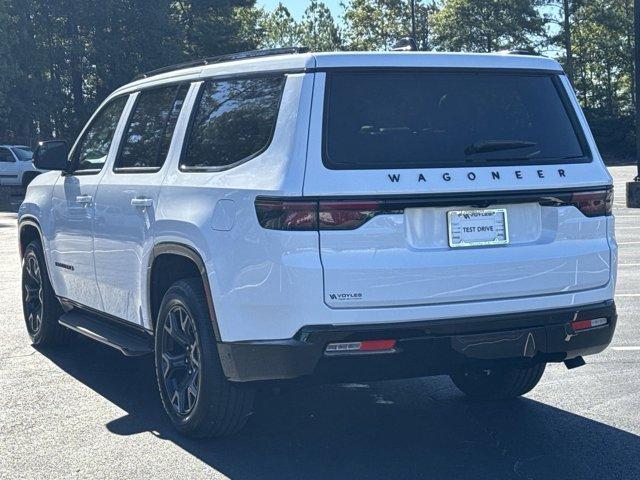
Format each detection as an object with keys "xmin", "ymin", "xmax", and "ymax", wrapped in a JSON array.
[{"xmin": 132, "ymin": 46, "xmax": 310, "ymax": 82}]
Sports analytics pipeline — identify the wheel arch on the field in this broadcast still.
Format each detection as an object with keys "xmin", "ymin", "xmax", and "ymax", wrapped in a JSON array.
[
  {"xmin": 18, "ymin": 217, "xmax": 59, "ymax": 297},
  {"xmin": 18, "ymin": 217, "xmax": 44, "ymax": 259},
  {"xmin": 148, "ymin": 242, "xmax": 221, "ymax": 341}
]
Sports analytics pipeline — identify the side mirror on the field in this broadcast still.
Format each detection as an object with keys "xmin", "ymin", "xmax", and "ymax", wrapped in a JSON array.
[{"xmin": 33, "ymin": 140, "xmax": 69, "ymax": 171}]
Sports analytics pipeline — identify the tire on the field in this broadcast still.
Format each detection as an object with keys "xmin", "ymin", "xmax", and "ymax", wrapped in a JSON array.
[
  {"xmin": 22, "ymin": 172, "xmax": 38, "ymax": 188},
  {"xmin": 21, "ymin": 240, "xmax": 67, "ymax": 346},
  {"xmin": 450, "ymin": 363, "xmax": 546, "ymax": 400},
  {"xmin": 154, "ymin": 278, "xmax": 254, "ymax": 438}
]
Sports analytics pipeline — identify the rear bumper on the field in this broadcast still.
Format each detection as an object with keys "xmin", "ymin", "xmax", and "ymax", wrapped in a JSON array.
[{"xmin": 217, "ymin": 301, "xmax": 617, "ymax": 383}]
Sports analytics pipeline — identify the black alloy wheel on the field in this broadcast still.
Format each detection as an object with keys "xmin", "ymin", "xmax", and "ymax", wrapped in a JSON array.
[
  {"xmin": 160, "ymin": 305, "xmax": 202, "ymax": 416},
  {"xmin": 23, "ymin": 250, "xmax": 44, "ymax": 336},
  {"xmin": 21, "ymin": 240, "xmax": 67, "ymax": 346},
  {"xmin": 154, "ymin": 278, "xmax": 254, "ymax": 438}
]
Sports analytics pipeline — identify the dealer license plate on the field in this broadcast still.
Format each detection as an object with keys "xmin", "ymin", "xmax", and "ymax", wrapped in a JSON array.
[{"xmin": 447, "ymin": 208, "xmax": 509, "ymax": 248}]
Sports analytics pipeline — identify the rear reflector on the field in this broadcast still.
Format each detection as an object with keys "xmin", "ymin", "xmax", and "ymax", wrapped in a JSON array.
[
  {"xmin": 570, "ymin": 190, "xmax": 613, "ymax": 217},
  {"xmin": 325, "ymin": 339, "xmax": 397, "ymax": 354},
  {"xmin": 570, "ymin": 317, "xmax": 608, "ymax": 331}
]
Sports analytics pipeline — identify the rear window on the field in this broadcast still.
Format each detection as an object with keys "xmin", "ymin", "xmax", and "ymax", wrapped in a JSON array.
[
  {"xmin": 323, "ymin": 71, "xmax": 588, "ymax": 170},
  {"xmin": 181, "ymin": 76, "xmax": 284, "ymax": 170}
]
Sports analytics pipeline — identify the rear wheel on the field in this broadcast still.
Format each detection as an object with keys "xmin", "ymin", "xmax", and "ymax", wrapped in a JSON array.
[
  {"xmin": 22, "ymin": 240, "xmax": 66, "ymax": 346},
  {"xmin": 450, "ymin": 363, "xmax": 546, "ymax": 400},
  {"xmin": 154, "ymin": 278, "xmax": 254, "ymax": 438}
]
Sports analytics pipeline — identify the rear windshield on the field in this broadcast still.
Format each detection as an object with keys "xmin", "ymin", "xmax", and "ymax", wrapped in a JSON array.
[{"xmin": 323, "ymin": 71, "xmax": 588, "ymax": 170}]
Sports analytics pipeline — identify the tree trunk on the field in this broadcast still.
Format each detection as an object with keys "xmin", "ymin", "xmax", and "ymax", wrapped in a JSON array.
[{"xmin": 563, "ymin": 0, "xmax": 574, "ymax": 83}]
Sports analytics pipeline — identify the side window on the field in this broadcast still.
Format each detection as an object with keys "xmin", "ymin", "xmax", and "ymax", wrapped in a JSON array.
[
  {"xmin": 181, "ymin": 76, "xmax": 284, "ymax": 170},
  {"xmin": 0, "ymin": 148, "xmax": 15, "ymax": 162},
  {"xmin": 72, "ymin": 96, "xmax": 128, "ymax": 173},
  {"xmin": 114, "ymin": 84, "xmax": 188, "ymax": 172}
]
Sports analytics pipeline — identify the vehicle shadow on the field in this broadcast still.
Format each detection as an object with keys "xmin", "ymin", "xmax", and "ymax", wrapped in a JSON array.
[{"xmin": 38, "ymin": 337, "xmax": 640, "ymax": 480}]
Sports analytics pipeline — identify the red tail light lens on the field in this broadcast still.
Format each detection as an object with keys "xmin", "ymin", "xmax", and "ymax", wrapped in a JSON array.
[
  {"xmin": 254, "ymin": 198, "xmax": 317, "ymax": 231},
  {"xmin": 256, "ymin": 198, "xmax": 398, "ymax": 231},
  {"xmin": 319, "ymin": 200, "xmax": 383, "ymax": 230},
  {"xmin": 570, "ymin": 190, "xmax": 613, "ymax": 217}
]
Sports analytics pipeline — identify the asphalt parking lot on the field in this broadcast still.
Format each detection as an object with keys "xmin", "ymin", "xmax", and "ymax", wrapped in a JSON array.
[{"xmin": 1, "ymin": 166, "xmax": 639, "ymax": 480}]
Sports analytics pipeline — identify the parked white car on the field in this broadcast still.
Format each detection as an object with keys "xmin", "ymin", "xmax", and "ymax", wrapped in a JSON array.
[
  {"xmin": 0, "ymin": 145, "xmax": 43, "ymax": 187},
  {"xmin": 18, "ymin": 48, "xmax": 618, "ymax": 438}
]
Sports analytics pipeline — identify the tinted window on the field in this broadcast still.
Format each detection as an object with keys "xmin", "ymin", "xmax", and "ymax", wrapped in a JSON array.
[
  {"xmin": 73, "ymin": 97, "xmax": 128, "ymax": 172},
  {"xmin": 115, "ymin": 84, "xmax": 188, "ymax": 171},
  {"xmin": 181, "ymin": 76, "xmax": 284, "ymax": 169},
  {"xmin": 324, "ymin": 72, "xmax": 587, "ymax": 169},
  {"xmin": 11, "ymin": 147, "xmax": 33, "ymax": 161},
  {"xmin": 0, "ymin": 148, "xmax": 14, "ymax": 162}
]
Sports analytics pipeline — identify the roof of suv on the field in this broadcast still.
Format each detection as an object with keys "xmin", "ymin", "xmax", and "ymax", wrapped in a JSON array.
[{"xmin": 114, "ymin": 51, "xmax": 564, "ymax": 97}]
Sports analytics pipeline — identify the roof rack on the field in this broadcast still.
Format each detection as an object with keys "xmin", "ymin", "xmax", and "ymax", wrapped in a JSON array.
[{"xmin": 133, "ymin": 46, "xmax": 310, "ymax": 82}]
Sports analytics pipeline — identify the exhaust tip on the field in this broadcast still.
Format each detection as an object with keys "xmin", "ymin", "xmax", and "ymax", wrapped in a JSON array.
[{"xmin": 564, "ymin": 356, "xmax": 586, "ymax": 370}]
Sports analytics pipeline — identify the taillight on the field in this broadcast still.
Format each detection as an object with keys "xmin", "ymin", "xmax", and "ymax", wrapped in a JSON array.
[
  {"xmin": 254, "ymin": 198, "xmax": 317, "ymax": 231},
  {"xmin": 569, "ymin": 189, "xmax": 613, "ymax": 217},
  {"xmin": 318, "ymin": 200, "xmax": 383, "ymax": 230},
  {"xmin": 255, "ymin": 198, "xmax": 399, "ymax": 231}
]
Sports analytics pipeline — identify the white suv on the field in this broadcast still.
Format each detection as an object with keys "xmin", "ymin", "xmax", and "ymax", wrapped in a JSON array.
[
  {"xmin": 18, "ymin": 48, "xmax": 618, "ymax": 438},
  {"xmin": 0, "ymin": 145, "xmax": 42, "ymax": 187}
]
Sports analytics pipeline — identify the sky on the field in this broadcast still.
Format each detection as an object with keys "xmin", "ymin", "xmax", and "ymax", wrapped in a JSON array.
[{"xmin": 257, "ymin": 0, "xmax": 343, "ymax": 20}]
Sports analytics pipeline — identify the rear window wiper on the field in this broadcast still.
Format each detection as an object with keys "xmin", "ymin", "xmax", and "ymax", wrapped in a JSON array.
[{"xmin": 464, "ymin": 140, "xmax": 538, "ymax": 155}]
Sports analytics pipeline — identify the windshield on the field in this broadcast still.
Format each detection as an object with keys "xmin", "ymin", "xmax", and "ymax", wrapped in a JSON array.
[
  {"xmin": 11, "ymin": 147, "xmax": 33, "ymax": 162},
  {"xmin": 323, "ymin": 71, "xmax": 588, "ymax": 169}
]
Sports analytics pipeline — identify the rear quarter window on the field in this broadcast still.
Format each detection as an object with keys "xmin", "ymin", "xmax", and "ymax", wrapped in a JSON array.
[
  {"xmin": 180, "ymin": 76, "xmax": 284, "ymax": 171},
  {"xmin": 323, "ymin": 71, "xmax": 590, "ymax": 170}
]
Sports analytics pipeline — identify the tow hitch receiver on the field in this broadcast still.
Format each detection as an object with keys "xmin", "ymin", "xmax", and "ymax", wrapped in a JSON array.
[{"xmin": 564, "ymin": 356, "xmax": 586, "ymax": 370}]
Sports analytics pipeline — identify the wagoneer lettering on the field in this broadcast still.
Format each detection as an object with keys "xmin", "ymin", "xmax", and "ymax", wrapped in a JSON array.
[
  {"xmin": 392, "ymin": 168, "xmax": 570, "ymax": 184},
  {"xmin": 19, "ymin": 48, "xmax": 617, "ymax": 439}
]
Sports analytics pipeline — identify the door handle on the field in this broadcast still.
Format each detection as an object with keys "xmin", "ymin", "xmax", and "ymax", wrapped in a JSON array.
[
  {"xmin": 131, "ymin": 197, "xmax": 153, "ymax": 208},
  {"xmin": 75, "ymin": 195, "xmax": 93, "ymax": 205}
]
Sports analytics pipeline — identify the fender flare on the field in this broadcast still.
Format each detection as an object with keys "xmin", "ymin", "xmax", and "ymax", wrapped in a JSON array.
[
  {"xmin": 148, "ymin": 242, "xmax": 222, "ymax": 341},
  {"xmin": 18, "ymin": 217, "xmax": 58, "ymax": 293},
  {"xmin": 18, "ymin": 216, "xmax": 44, "ymax": 257}
]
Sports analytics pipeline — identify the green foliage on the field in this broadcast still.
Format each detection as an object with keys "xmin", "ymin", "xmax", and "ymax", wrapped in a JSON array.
[
  {"xmin": 300, "ymin": 1, "xmax": 342, "ymax": 51},
  {"xmin": 431, "ymin": 0, "xmax": 545, "ymax": 52},
  {"xmin": 342, "ymin": 0, "xmax": 436, "ymax": 51},
  {"xmin": 0, "ymin": 0, "xmax": 258, "ymax": 144},
  {"xmin": 258, "ymin": 1, "xmax": 341, "ymax": 51},
  {"xmin": 0, "ymin": 0, "xmax": 638, "ymax": 160},
  {"xmin": 258, "ymin": 3, "xmax": 303, "ymax": 48}
]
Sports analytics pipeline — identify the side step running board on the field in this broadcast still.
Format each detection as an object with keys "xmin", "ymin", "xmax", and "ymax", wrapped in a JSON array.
[{"xmin": 59, "ymin": 311, "xmax": 154, "ymax": 356}]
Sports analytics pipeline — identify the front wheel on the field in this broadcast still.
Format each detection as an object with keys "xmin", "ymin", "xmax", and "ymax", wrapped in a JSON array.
[
  {"xmin": 22, "ymin": 241, "xmax": 66, "ymax": 346},
  {"xmin": 450, "ymin": 363, "xmax": 546, "ymax": 400},
  {"xmin": 154, "ymin": 278, "xmax": 254, "ymax": 438}
]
